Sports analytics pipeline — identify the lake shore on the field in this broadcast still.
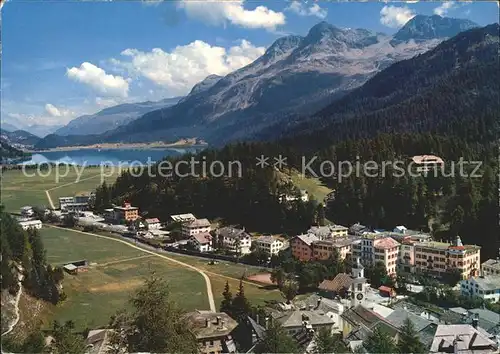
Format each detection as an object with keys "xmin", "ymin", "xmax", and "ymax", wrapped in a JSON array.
[{"xmin": 28, "ymin": 140, "xmax": 208, "ymax": 153}]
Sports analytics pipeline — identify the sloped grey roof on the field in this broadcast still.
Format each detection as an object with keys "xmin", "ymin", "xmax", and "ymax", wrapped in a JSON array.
[
  {"xmin": 295, "ymin": 294, "xmax": 344, "ymax": 313},
  {"xmin": 247, "ymin": 316, "xmax": 266, "ymax": 341},
  {"xmin": 272, "ymin": 310, "xmax": 335, "ymax": 328},
  {"xmin": 473, "ymin": 275, "xmax": 500, "ymax": 291},
  {"xmin": 386, "ymin": 308, "xmax": 433, "ymax": 332}
]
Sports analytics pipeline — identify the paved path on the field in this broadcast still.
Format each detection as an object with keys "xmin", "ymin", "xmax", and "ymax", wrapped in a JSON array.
[
  {"xmin": 45, "ymin": 190, "xmax": 55, "ymax": 209},
  {"xmin": 44, "ymin": 172, "xmax": 105, "ymax": 210},
  {"xmin": 96, "ymin": 254, "xmax": 154, "ymax": 267},
  {"xmin": 1, "ymin": 269, "xmax": 24, "ymax": 337},
  {"xmin": 47, "ymin": 225, "xmax": 216, "ymax": 312}
]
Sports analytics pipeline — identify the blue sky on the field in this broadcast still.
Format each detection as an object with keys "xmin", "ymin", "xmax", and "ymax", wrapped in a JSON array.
[{"xmin": 1, "ymin": 0, "xmax": 498, "ymax": 132}]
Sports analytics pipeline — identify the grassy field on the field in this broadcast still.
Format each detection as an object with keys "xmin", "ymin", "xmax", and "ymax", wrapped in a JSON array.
[
  {"xmin": 163, "ymin": 252, "xmax": 267, "ymax": 279},
  {"xmin": 288, "ymin": 172, "xmax": 333, "ymax": 203},
  {"xmin": 39, "ymin": 227, "xmax": 208, "ymax": 330},
  {"xmin": 1, "ymin": 166, "xmax": 121, "ymax": 212},
  {"xmin": 210, "ymin": 275, "xmax": 283, "ymax": 308}
]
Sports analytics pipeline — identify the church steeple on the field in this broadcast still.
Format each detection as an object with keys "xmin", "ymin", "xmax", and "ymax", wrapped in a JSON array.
[
  {"xmin": 352, "ymin": 257, "xmax": 364, "ymax": 279},
  {"xmin": 350, "ymin": 257, "xmax": 366, "ymax": 308}
]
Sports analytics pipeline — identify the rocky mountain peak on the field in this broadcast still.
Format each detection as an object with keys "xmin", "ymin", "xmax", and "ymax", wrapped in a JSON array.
[{"xmin": 393, "ymin": 14, "xmax": 479, "ymax": 43}]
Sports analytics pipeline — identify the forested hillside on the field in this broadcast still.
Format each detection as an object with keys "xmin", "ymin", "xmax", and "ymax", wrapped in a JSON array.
[
  {"xmin": 88, "ymin": 24, "xmax": 500, "ymax": 260},
  {"xmin": 0, "ymin": 140, "xmax": 31, "ymax": 161},
  {"xmin": 265, "ymin": 24, "xmax": 499, "ymax": 147},
  {"xmin": 0, "ymin": 209, "xmax": 64, "ymax": 305}
]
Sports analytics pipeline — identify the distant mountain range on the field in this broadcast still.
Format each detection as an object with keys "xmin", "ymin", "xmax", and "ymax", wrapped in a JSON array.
[
  {"xmin": 54, "ymin": 97, "xmax": 183, "ymax": 136},
  {"xmin": 274, "ymin": 23, "xmax": 499, "ymax": 147},
  {"xmin": 0, "ymin": 140, "xmax": 31, "ymax": 161},
  {"xmin": 0, "ymin": 129, "xmax": 41, "ymax": 148},
  {"xmin": 34, "ymin": 15, "xmax": 481, "ymax": 149},
  {"xmin": 0, "ymin": 122, "xmax": 20, "ymax": 132}
]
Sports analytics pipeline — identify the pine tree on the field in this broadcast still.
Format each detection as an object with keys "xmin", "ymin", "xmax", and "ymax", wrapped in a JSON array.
[
  {"xmin": 108, "ymin": 273, "xmax": 198, "ymax": 353},
  {"xmin": 220, "ymin": 280, "xmax": 233, "ymax": 315},
  {"xmin": 314, "ymin": 328, "xmax": 349, "ymax": 353},
  {"xmin": 397, "ymin": 318, "xmax": 426, "ymax": 353},
  {"xmin": 363, "ymin": 327, "xmax": 397, "ymax": 353},
  {"xmin": 50, "ymin": 321, "xmax": 87, "ymax": 354},
  {"xmin": 280, "ymin": 280, "xmax": 299, "ymax": 304},
  {"xmin": 255, "ymin": 321, "xmax": 299, "ymax": 354},
  {"xmin": 231, "ymin": 279, "xmax": 252, "ymax": 323}
]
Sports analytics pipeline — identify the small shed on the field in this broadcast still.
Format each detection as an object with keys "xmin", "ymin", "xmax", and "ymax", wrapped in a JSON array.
[
  {"xmin": 63, "ymin": 263, "xmax": 78, "ymax": 275},
  {"xmin": 378, "ymin": 285, "xmax": 396, "ymax": 297}
]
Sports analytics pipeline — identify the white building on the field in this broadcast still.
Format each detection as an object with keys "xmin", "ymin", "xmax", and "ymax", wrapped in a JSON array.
[
  {"xmin": 429, "ymin": 324, "xmax": 498, "ymax": 353},
  {"xmin": 482, "ymin": 259, "xmax": 500, "ymax": 276},
  {"xmin": 59, "ymin": 196, "xmax": 74, "ymax": 209},
  {"xmin": 254, "ymin": 236, "xmax": 284, "ymax": 256},
  {"xmin": 20, "ymin": 206, "xmax": 34, "ymax": 217},
  {"xmin": 393, "ymin": 226, "xmax": 408, "ymax": 234},
  {"xmin": 280, "ymin": 190, "xmax": 309, "ymax": 203},
  {"xmin": 19, "ymin": 219, "xmax": 42, "ymax": 230},
  {"xmin": 411, "ymin": 155, "xmax": 445, "ymax": 174},
  {"xmin": 460, "ymin": 275, "xmax": 500, "ymax": 303},
  {"xmin": 181, "ymin": 218, "xmax": 211, "ymax": 238},
  {"xmin": 307, "ymin": 224, "xmax": 349, "ymax": 240},
  {"xmin": 216, "ymin": 226, "xmax": 252, "ymax": 255},
  {"xmin": 351, "ymin": 236, "xmax": 400, "ymax": 275},
  {"xmin": 170, "ymin": 213, "xmax": 196, "ymax": 223},
  {"xmin": 189, "ymin": 233, "xmax": 213, "ymax": 253},
  {"xmin": 145, "ymin": 218, "xmax": 161, "ymax": 230}
]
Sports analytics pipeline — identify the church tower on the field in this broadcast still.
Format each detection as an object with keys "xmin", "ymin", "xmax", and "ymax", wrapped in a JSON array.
[{"xmin": 350, "ymin": 257, "xmax": 367, "ymax": 308}]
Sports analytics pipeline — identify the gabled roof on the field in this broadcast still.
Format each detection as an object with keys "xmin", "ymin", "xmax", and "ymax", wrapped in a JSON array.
[
  {"xmin": 470, "ymin": 275, "xmax": 500, "ymax": 291},
  {"xmin": 341, "ymin": 305, "xmax": 398, "ymax": 335},
  {"xmin": 378, "ymin": 286, "xmax": 394, "ymax": 293},
  {"xmin": 216, "ymin": 226, "xmax": 250, "ymax": 240},
  {"xmin": 373, "ymin": 237, "xmax": 400, "ymax": 250},
  {"xmin": 430, "ymin": 324, "xmax": 497, "ymax": 353},
  {"xmin": 187, "ymin": 218, "xmax": 211, "ymax": 228},
  {"xmin": 318, "ymin": 273, "xmax": 353, "ymax": 292},
  {"xmin": 247, "ymin": 316, "xmax": 266, "ymax": 341},
  {"xmin": 467, "ymin": 308, "xmax": 500, "ymax": 332},
  {"xmin": 293, "ymin": 233, "xmax": 319, "ymax": 246},
  {"xmin": 191, "ymin": 233, "xmax": 212, "ymax": 245},
  {"xmin": 272, "ymin": 310, "xmax": 335, "ymax": 328},
  {"xmin": 386, "ymin": 308, "xmax": 433, "ymax": 333},
  {"xmin": 145, "ymin": 218, "xmax": 160, "ymax": 223},
  {"xmin": 482, "ymin": 258, "xmax": 500, "ymax": 271}
]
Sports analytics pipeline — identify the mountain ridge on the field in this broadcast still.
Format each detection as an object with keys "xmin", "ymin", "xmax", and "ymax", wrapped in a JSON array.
[
  {"xmin": 54, "ymin": 96, "xmax": 183, "ymax": 136},
  {"xmin": 272, "ymin": 23, "xmax": 499, "ymax": 147},
  {"xmin": 34, "ymin": 15, "xmax": 481, "ymax": 149}
]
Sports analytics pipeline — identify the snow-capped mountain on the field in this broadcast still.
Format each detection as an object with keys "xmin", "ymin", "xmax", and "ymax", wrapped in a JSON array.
[
  {"xmin": 35, "ymin": 15, "xmax": 481, "ymax": 148},
  {"xmin": 55, "ymin": 97, "xmax": 183, "ymax": 136},
  {"xmin": 391, "ymin": 14, "xmax": 478, "ymax": 44},
  {"xmin": 187, "ymin": 75, "xmax": 223, "ymax": 96}
]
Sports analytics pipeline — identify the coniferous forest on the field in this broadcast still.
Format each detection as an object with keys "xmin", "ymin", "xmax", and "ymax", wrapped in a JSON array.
[
  {"xmin": 92, "ymin": 25, "xmax": 500, "ymax": 260},
  {"xmin": 0, "ymin": 208, "xmax": 65, "ymax": 303}
]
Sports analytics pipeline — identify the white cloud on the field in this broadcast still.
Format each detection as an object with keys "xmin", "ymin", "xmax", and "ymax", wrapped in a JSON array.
[
  {"xmin": 285, "ymin": 1, "xmax": 328, "ymax": 19},
  {"xmin": 380, "ymin": 5, "xmax": 416, "ymax": 28},
  {"xmin": 66, "ymin": 62, "xmax": 129, "ymax": 97},
  {"xmin": 45, "ymin": 103, "xmax": 74, "ymax": 118},
  {"xmin": 95, "ymin": 97, "xmax": 119, "ymax": 108},
  {"xmin": 112, "ymin": 39, "xmax": 265, "ymax": 96},
  {"xmin": 434, "ymin": 1, "xmax": 456, "ymax": 16},
  {"xmin": 177, "ymin": 0, "xmax": 285, "ymax": 30}
]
